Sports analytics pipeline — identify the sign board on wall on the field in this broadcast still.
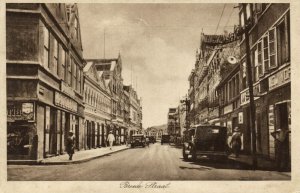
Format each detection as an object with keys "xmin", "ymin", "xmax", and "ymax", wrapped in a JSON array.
[
  {"xmin": 55, "ymin": 92, "xmax": 78, "ymax": 113},
  {"xmin": 224, "ymin": 104, "xmax": 233, "ymax": 114},
  {"xmin": 238, "ymin": 112, "xmax": 243, "ymax": 124},
  {"xmin": 269, "ymin": 66, "xmax": 291, "ymax": 91},
  {"xmin": 7, "ymin": 102, "xmax": 34, "ymax": 121},
  {"xmin": 240, "ymin": 85, "xmax": 260, "ymax": 106}
]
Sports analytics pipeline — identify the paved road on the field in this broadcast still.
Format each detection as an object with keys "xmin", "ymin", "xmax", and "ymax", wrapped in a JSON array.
[{"xmin": 7, "ymin": 143, "xmax": 290, "ymax": 180}]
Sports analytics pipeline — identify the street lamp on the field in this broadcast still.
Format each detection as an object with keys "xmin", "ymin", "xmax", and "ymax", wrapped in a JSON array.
[{"xmin": 180, "ymin": 97, "xmax": 190, "ymax": 131}]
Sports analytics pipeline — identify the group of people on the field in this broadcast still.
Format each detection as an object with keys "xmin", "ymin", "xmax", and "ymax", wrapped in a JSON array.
[
  {"xmin": 229, "ymin": 126, "xmax": 290, "ymax": 171},
  {"xmin": 65, "ymin": 130, "xmax": 118, "ymax": 161}
]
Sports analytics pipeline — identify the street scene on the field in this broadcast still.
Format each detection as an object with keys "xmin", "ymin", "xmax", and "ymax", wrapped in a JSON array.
[
  {"xmin": 6, "ymin": 3, "xmax": 291, "ymax": 181},
  {"xmin": 8, "ymin": 143, "xmax": 290, "ymax": 181}
]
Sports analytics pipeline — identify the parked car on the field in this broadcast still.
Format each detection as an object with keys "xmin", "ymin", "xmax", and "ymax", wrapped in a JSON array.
[
  {"xmin": 161, "ymin": 134, "xmax": 170, "ymax": 145},
  {"xmin": 149, "ymin": 136, "xmax": 156, "ymax": 143},
  {"xmin": 182, "ymin": 124, "xmax": 229, "ymax": 161},
  {"xmin": 130, "ymin": 134, "xmax": 146, "ymax": 148}
]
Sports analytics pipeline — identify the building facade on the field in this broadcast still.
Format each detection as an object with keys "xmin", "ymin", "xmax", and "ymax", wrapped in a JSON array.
[
  {"xmin": 7, "ymin": 3, "xmax": 85, "ymax": 160},
  {"xmin": 83, "ymin": 61, "xmax": 111, "ymax": 149},
  {"xmin": 238, "ymin": 3, "xmax": 290, "ymax": 159},
  {"xmin": 124, "ymin": 85, "xmax": 143, "ymax": 136}
]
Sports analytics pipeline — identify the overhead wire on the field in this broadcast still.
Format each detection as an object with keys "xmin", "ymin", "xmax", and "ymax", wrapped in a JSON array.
[{"xmin": 214, "ymin": 4, "xmax": 226, "ymax": 35}]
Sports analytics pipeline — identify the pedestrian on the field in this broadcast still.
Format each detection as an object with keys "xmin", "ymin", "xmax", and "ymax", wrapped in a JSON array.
[
  {"xmin": 271, "ymin": 128, "xmax": 290, "ymax": 171},
  {"xmin": 230, "ymin": 127, "xmax": 242, "ymax": 158},
  {"xmin": 107, "ymin": 131, "xmax": 115, "ymax": 150},
  {"xmin": 66, "ymin": 131, "xmax": 75, "ymax": 160},
  {"xmin": 145, "ymin": 137, "xmax": 150, "ymax": 147}
]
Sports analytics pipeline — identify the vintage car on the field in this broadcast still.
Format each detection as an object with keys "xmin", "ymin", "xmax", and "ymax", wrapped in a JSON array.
[
  {"xmin": 182, "ymin": 124, "xmax": 229, "ymax": 161},
  {"xmin": 130, "ymin": 134, "xmax": 146, "ymax": 148},
  {"xmin": 149, "ymin": 136, "xmax": 156, "ymax": 144},
  {"xmin": 161, "ymin": 134, "xmax": 170, "ymax": 145}
]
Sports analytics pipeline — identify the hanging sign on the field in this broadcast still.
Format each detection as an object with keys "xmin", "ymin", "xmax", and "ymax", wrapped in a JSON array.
[{"xmin": 202, "ymin": 32, "xmax": 240, "ymax": 46}]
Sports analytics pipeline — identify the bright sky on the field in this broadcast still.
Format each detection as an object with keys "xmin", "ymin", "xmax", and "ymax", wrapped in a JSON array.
[{"xmin": 78, "ymin": 3, "xmax": 239, "ymax": 128}]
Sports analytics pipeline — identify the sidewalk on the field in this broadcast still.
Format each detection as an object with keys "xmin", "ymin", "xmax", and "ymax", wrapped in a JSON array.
[
  {"xmin": 7, "ymin": 145, "xmax": 130, "ymax": 165},
  {"xmin": 40, "ymin": 145, "xmax": 130, "ymax": 165},
  {"xmin": 228, "ymin": 153, "xmax": 290, "ymax": 172}
]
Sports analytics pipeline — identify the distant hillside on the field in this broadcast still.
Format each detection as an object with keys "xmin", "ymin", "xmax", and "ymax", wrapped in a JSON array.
[{"xmin": 147, "ymin": 124, "xmax": 167, "ymax": 133}]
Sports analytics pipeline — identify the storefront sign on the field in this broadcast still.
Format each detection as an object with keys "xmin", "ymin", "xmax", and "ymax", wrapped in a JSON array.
[
  {"xmin": 202, "ymin": 33, "xmax": 240, "ymax": 46},
  {"xmin": 238, "ymin": 112, "xmax": 243, "ymax": 124},
  {"xmin": 61, "ymin": 82, "xmax": 75, "ymax": 98},
  {"xmin": 7, "ymin": 102, "xmax": 34, "ymax": 121},
  {"xmin": 224, "ymin": 104, "xmax": 233, "ymax": 115},
  {"xmin": 55, "ymin": 92, "xmax": 77, "ymax": 112},
  {"xmin": 269, "ymin": 66, "xmax": 291, "ymax": 91},
  {"xmin": 240, "ymin": 85, "xmax": 260, "ymax": 106},
  {"xmin": 208, "ymin": 107, "xmax": 219, "ymax": 119}
]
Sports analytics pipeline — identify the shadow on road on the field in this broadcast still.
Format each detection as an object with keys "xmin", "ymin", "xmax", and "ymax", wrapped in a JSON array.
[
  {"xmin": 181, "ymin": 158, "xmax": 275, "ymax": 171},
  {"xmin": 179, "ymin": 165, "xmax": 212, "ymax": 171}
]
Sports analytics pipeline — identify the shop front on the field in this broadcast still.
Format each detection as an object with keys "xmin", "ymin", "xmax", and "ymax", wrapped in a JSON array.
[{"xmin": 7, "ymin": 102, "xmax": 36, "ymax": 160}]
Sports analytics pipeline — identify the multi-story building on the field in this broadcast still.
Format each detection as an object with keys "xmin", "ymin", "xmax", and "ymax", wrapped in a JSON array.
[
  {"xmin": 188, "ymin": 69, "xmax": 196, "ymax": 126},
  {"xmin": 123, "ymin": 85, "xmax": 142, "ymax": 136},
  {"xmin": 167, "ymin": 108, "xmax": 179, "ymax": 137},
  {"xmin": 216, "ymin": 63, "xmax": 241, "ymax": 148},
  {"xmin": 83, "ymin": 61, "xmax": 111, "ymax": 149},
  {"xmin": 87, "ymin": 55, "xmax": 126, "ymax": 144},
  {"xmin": 238, "ymin": 3, "xmax": 290, "ymax": 160},
  {"xmin": 7, "ymin": 3, "xmax": 85, "ymax": 161},
  {"xmin": 178, "ymin": 101, "xmax": 186, "ymax": 137}
]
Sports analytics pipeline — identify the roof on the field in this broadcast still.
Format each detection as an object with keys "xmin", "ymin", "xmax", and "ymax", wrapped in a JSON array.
[{"xmin": 83, "ymin": 61, "xmax": 93, "ymax": 73}]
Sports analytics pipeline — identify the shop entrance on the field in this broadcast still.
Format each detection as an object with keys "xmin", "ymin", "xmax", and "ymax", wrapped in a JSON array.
[
  {"xmin": 7, "ymin": 124, "xmax": 31, "ymax": 160},
  {"xmin": 275, "ymin": 101, "xmax": 291, "ymax": 168}
]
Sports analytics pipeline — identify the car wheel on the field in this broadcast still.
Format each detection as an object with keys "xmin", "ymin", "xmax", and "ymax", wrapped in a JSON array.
[
  {"xmin": 182, "ymin": 146, "xmax": 188, "ymax": 160},
  {"xmin": 191, "ymin": 147, "xmax": 197, "ymax": 161}
]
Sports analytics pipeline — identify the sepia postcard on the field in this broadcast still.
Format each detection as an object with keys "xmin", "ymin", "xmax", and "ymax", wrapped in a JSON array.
[{"xmin": 1, "ymin": 0, "xmax": 300, "ymax": 193}]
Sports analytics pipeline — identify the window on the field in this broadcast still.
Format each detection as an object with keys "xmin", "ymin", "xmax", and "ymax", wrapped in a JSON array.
[
  {"xmin": 53, "ymin": 39, "xmax": 58, "ymax": 75},
  {"xmin": 246, "ymin": 4, "xmax": 251, "ymax": 20},
  {"xmin": 262, "ymin": 35, "xmax": 269, "ymax": 74},
  {"xmin": 72, "ymin": 60, "xmax": 77, "ymax": 90},
  {"xmin": 242, "ymin": 61, "xmax": 247, "ymax": 89},
  {"xmin": 43, "ymin": 27, "xmax": 50, "ymax": 68},
  {"xmin": 257, "ymin": 41, "xmax": 263, "ymax": 77},
  {"xmin": 253, "ymin": 46, "xmax": 259, "ymax": 82},
  {"xmin": 61, "ymin": 48, "xmax": 66, "ymax": 81},
  {"xmin": 68, "ymin": 56, "xmax": 72, "ymax": 86},
  {"xmin": 78, "ymin": 68, "xmax": 81, "ymax": 93},
  {"xmin": 277, "ymin": 15, "xmax": 289, "ymax": 66},
  {"xmin": 240, "ymin": 12, "xmax": 244, "ymax": 27},
  {"xmin": 269, "ymin": 28, "xmax": 277, "ymax": 69},
  {"xmin": 74, "ymin": 17, "xmax": 79, "ymax": 39}
]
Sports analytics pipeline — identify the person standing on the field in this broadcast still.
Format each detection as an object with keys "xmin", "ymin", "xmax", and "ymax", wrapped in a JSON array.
[
  {"xmin": 66, "ymin": 131, "xmax": 75, "ymax": 160},
  {"xmin": 230, "ymin": 127, "xmax": 242, "ymax": 158},
  {"xmin": 271, "ymin": 128, "xmax": 290, "ymax": 171},
  {"xmin": 107, "ymin": 131, "xmax": 115, "ymax": 150}
]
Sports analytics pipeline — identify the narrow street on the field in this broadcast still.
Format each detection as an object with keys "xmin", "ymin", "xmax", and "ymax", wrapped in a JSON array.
[{"xmin": 8, "ymin": 143, "xmax": 290, "ymax": 181}]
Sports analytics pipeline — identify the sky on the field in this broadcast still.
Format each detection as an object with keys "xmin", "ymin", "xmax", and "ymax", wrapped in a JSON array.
[{"xmin": 78, "ymin": 3, "xmax": 239, "ymax": 128}]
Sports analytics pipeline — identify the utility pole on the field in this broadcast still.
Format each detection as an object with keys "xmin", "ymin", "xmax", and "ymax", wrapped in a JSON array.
[
  {"xmin": 103, "ymin": 28, "xmax": 106, "ymax": 59},
  {"xmin": 242, "ymin": 3, "xmax": 257, "ymax": 169}
]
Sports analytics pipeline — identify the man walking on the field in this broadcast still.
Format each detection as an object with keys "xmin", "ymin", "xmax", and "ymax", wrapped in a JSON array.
[
  {"xmin": 66, "ymin": 131, "xmax": 75, "ymax": 160},
  {"xmin": 107, "ymin": 131, "xmax": 115, "ymax": 150},
  {"xmin": 230, "ymin": 127, "xmax": 242, "ymax": 158}
]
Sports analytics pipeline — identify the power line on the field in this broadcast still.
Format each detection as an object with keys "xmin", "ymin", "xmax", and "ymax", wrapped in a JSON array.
[
  {"xmin": 214, "ymin": 4, "xmax": 226, "ymax": 35},
  {"xmin": 223, "ymin": 6, "xmax": 235, "ymax": 31}
]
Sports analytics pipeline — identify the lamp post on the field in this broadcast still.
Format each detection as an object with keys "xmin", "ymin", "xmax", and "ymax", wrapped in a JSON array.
[
  {"xmin": 241, "ymin": 3, "xmax": 257, "ymax": 169},
  {"xmin": 180, "ymin": 97, "xmax": 190, "ymax": 131}
]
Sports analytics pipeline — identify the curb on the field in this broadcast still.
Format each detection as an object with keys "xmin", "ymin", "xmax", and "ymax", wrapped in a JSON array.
[{"xmin": 8, "ymin": 147, "xmax": 130, "ymax": 166}]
